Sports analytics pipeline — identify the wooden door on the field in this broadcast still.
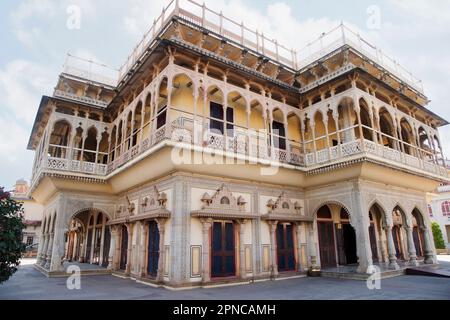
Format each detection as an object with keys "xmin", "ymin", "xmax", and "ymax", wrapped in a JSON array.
[
  {"xmin": 318, "ymin": 221, "xmax": 337, "ymax": 268},
  {"xmin": 276, "ymin": 224, "xmax": 296, "ymax": 272},
  {"xmin": 211, "ymin": 222, "xmax": 235, "ymax": 278},
  {"xmin": 392, "ymin": 226, "xmax": 403, "ymax": 260},
  {"xmin": 147, "ymin": 221, "xmax": 160, "ymax": 277},
  {"xmin": 120, "ymin": 226, "xmax": 128, "ymax": 271},
  {"xmin": 102, "ymin": 228, "xmax": 111, "ymax": 268},
  {"xmin": 369, "ymin": 224, "xmax": 379, "ymax": 263}
]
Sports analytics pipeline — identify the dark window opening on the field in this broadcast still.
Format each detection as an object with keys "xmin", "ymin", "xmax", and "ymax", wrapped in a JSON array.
[{"xmin": 272, "ymin": 121, "xmax": 286, "ymax": 150}]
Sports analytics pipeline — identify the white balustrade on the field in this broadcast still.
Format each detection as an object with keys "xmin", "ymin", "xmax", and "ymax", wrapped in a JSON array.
[{"xmin": 37, "ymin": 119, "xmax": 448, "ymax": 182}]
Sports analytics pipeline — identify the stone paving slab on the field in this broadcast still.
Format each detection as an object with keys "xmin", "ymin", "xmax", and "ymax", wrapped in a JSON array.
[{"xmin": 1, "ymin": 259, "xmax": 449, "ymax": 300}]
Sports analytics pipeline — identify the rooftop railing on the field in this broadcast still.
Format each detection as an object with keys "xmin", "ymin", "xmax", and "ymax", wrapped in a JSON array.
[
  {"xmin": 61, "ymin": 0, "xmax": 424, "ymax": 95},
  {"xmin": 297, "ymin": 23, "xmax": 425, "ymax": 93},
  {"xmin": 62, "ymin": 54, "xmax": 118, "ymax": 87}
]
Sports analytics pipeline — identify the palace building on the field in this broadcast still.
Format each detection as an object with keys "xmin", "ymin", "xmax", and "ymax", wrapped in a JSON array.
[{"xmin": 29, "ymin": 0, "xmax": 449, "ymax": 287}]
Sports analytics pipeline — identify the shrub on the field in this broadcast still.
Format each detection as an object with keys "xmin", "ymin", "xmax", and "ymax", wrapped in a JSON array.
[
  {"xmin": 0, "ymin": 187, "xmax": 25, "ymax": 284},
  {"xmin": 431, "ymin": 222, "xmax": 446, "ymax": 250}
]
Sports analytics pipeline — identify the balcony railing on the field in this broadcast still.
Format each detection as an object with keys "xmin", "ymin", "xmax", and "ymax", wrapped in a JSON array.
[
  {"xmin": 103, "ymin": 117, "xmax": 447, "ymax": 178},
  {"xmin": 31, "ymin": 116, "xmax": 447, "ymax": 185},
  {"xmin": 44, "ymin": 157, "xmax": 107, "ymax": 176},
  {"xmin": 54, "ymin": 90, "xmax": 109, "ymax": 108},
  {"xmin": 59, "ymin": 0, "xmax": 424, "ymax": 97}
]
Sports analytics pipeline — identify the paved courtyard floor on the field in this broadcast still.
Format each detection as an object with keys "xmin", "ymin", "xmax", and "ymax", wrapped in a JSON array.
[{"xmin": 1, "ymin": 258, "xmax": 449, "ymax": 300}]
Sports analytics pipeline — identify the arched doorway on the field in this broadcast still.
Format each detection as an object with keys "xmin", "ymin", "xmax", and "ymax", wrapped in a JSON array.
[
  {"xmin": 336, "ymin": 209, "xmax": 357, "ymax": 265},
  {"xmin": 316, "ymin": 204, "xmax": 357, "ymax": 268},
  {"xmin": 391, "ymin": 206, "xmax": 407, "ymax": 260},
  {"xmin": 368, "ymin": 203, "xmax": 388, "ymax": 263},
  {"xmin": 411, "ymin": 208, "xmax": 426, "ymax": 258},
  {"xmin": 65, "ymin": 209, "xmax": 111, "ymax": 267},
  {"xmin": 120, "ymin": 225, "xmax": 128, "ymax": 271}
]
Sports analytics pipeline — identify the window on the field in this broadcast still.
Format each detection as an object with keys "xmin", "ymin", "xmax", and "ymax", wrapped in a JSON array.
[
  {"xmin": 26, "ymin": 237, "xmax": 33, "ymax": 246},
  {"xmin": 157, "ymin": 106, "xmax": 167, "ymax": 130},
  {"xmin": 272, "ymin": 121, "xmax": 286, "ymax": 150},
  {"xmin": 428, "ymin": 205, "xmax": 433, "ymax": 217},
  {"xmin": 441, "ymin": 201, "xmax": 450, "ymax": 216},
  {"xmin": 220, "ymin": 197, "xmax": 230, "ymax": 205},
  {"xmin": 210, "ymin": 102, "xmax": 224, "ymax": 134}
]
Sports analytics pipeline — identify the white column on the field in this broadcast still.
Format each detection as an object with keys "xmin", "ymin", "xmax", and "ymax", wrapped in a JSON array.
[
  {"xmin": 44, "ymin": 233, "xmax": 54, "ymax": 269},
  {"xmin": 156, "ymin": 219, "xmax": 167, "ymax": 283},
  {"xmin": 422, "ymin": 226, "xmax": 436, "ymax": 264},
  {"xmin": 238, "ymin": 220, "xmax": 247, "ymax": 280},
  {"xmin": 386, "ymin": 225, "xmax": 400, "ymax": 270},
  {"xmin": 107, "ymin": 226, "xmax": 116, "ymax": 270},
  {"xmin": 296, "ymin": 223, "xmax": 303, "ymax": 272},
  {"xmin": 406, "ymin": 226, "xmax": 418, "ymax": 266},
  {"xmin": 140, "ymin": 222, "xmax": 148, "ymax": 277},
  {"xmin": 125, "ymin": 223, "xmax": 133, "ymax": 275},
  {"xmin": 308, "ymin": 224, "xmax": 318, "ymax": 268},
  {"xmin": 99, "ymin": 216, "xmax": 106, "ymax": 266},
  {"xmin": 268, "ymin": 221, "xmax": 278, "ymax": 277},
  {"xmin": 201, "ymin": 219, "xmax": 213, "ymax": 283}
]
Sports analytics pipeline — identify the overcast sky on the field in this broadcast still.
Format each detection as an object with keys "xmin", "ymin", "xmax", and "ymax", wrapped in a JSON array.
[{"xmin": 1, "ymin": 0, "xmax": 450, "ymax": 190}]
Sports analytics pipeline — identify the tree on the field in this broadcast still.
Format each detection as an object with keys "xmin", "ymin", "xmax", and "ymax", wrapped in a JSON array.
[
  {"xmin": 0, "ymin": 187, "xmax": 25, "ymax": 284},
  {"xmin": 431, "ymin": 222, "xmax": 446, "ymax": 250}
]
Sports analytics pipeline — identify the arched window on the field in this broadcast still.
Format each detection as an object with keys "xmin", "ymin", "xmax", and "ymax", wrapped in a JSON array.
[
  {"xmin": 317, "ymin": 205, "xmax": 332, "ymax": 219},
  {"xmin": 49, "ymin": 120, "xmax": 71, "ymax": 159},
  {"xmin": 96, "ymin": 212, "xmax": 103, "ymax": 225},
  {"xmin": 282, "ymin": 202, "xmax": 290, "ymax": 209},
  {"xmin": 72, "ymin": 126, "xmax": 84, "ymax": 161},
  {"xmin": 220, "ymin": 197, "xmax": 230, "ymax": 205},
  {"xmin": 98, "ymin": 130, "xmax": 109, "ymax": 164},
  {"xmin": 441, "ymin": 201, "xmax": 450, "ymax": 216},
  {"xmin": 83, "ymin": 127, "xmax": 98, "ymax": 163}
]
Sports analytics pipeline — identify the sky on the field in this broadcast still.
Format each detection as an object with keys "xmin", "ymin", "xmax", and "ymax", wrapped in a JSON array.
[{"xmin": 1, "ymin": 0, "xmax": 450, "ymax": 190}]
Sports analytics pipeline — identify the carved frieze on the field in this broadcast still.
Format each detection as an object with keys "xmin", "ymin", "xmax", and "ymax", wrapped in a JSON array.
[{"xmin": 192, "ymin": 184, "xmax": 257, "ymax": 220}]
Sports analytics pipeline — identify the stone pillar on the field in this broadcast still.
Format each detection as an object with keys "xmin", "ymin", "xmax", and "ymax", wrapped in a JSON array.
[
  {"xmin": 421, "ymin": 227, "xmax": 435, "ymax": 264},
  {"xmin": 140, "ymin": 222, "xmax": 148, "ymax": 277},
  {"xmin": 114, "ymin": 226, "xmax": 122, "ymax": 270},
  {"xmin": 169, "ymin": 180, "xmax": 190, "ymax": 285},
  {"xmin": 295, "ymin": 223, "xmax": 303, "ymax": 272},
  {"xmin": 44, "ymin": 233, "xmax": 54, "ymax": 270},
  {"xmin": 238, "ymin": 220, "xmax": 247, "ymax": 280},
  {"xmin": 156, "ymin": 219, "xmax": 167, "ymax": 283},
  {"xmin": 352, "ymin": 186, "xmax": 374, "ymax": 274},
  {"xmin": 405, "ymin": 227, "xmax": 419, "ymax": 266},
  {"xmin": 201, "ymin": 218, "xmax": 213, "ymax": 283},
  {"xmin": 386, "ymin": 226, "xmax": 400, "ymax": 270},
  {"xmin": 89, "ymin": 222, "xmax": 96, "ymax": 263},
  {"xmin": 125, "ymin": 223, "xmax": 133, "ymax": 275},
  {"xmin": 99, "ymin": 217, "xmax": 106, "ymax": 266},
  {"xmin": 107, "ymin": 226, "xmax": 116, "ymax": 270},
  {"xmin": 308, "ymin": 224, "xmax": 318, "ymax": 268},
  {"xmin": 268, "ymin": 221, "xmax": 278, "ymax": 277},
  {"xmin": 50, "ymin": 222, "xmax": 67, "ymax": 272},
  {"xmin": 39, "ymin": 234, "xmax": 48, "ymax": 266}
]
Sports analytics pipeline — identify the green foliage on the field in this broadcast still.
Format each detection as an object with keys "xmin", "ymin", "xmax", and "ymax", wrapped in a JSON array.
[
  {"xmin": 431, "ymin": 222, "xmax": 446, "ymax": 250},
  {"xmin": 0, "ymin": 187, "xmax": 25, "ymax": 284}
]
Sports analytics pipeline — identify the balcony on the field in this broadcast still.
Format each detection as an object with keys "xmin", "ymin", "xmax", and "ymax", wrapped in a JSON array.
[
  {"xmin": 30, "ymin": 114, "xmax": 448, "ymax": 191},
  {"xmin": 105, "ymin": 115, "xmax": 447, "ymax": 178}
]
